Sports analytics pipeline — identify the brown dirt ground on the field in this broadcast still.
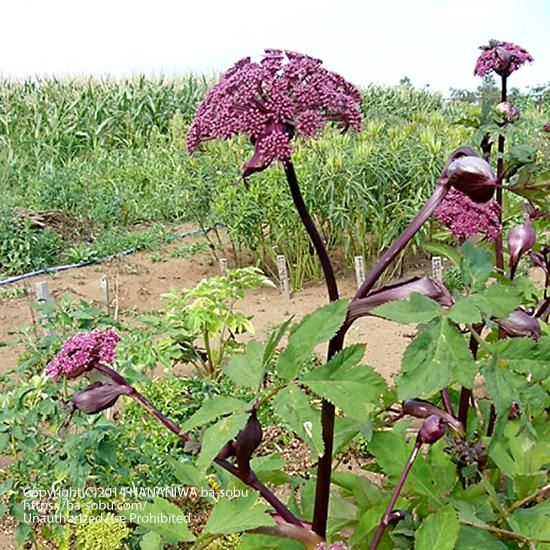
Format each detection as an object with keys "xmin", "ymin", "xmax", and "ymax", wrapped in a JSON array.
[{"xmin": 0, "ymin": 227, "xmax": 414, "ymax": 380}]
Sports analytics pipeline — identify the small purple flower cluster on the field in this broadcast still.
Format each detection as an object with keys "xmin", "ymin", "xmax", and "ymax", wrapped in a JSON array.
[
  {"xmin": 474, "ymin": 40, "xmax": 533, "ymax": 77},
  {"xmin": 187, "ymin": 49, "xmax": 362, "ymax": 176},
  {"xmin": 45, "ymin": 329, "xmax": 120, "ymax": 379},
  {"xmin": 316, "ymin": 542, "xmax": 351, "ymax": 550},
  {"xmin": 434, "ymin": 188, "xmax": 501, "ymax": 242}
]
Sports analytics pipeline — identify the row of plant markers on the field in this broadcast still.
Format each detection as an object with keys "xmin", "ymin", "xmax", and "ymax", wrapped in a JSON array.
[{"xmin": 14, "ymin": 39, "xmax": 550, "ymax": 548}]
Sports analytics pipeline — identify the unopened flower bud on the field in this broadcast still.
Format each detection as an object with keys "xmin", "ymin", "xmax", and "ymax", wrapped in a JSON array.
[
  {"xmin": 543, "ymin": 122, "xmax": 550, "ymax": 133},
  {"xmin": 497, "ymin": 309, "xmax": 541, "ymax": 340},
  {"xmin": 417, "ymin": 414, "xmax": 446, "ymax": 444},
  {"xmin": 493, "ymin": 46, "xmax": 512, "ymax": 75},
  {"xmin": 348, "ymin": 276, "xmax": 452, "ymax": 324},
  {"xmin": 71, "ymin": 382, "xmax": 133, "ymax": 415},
  {"xmin": 508, "ymin": 221, "xmax": 536, "ymax": 278},
  {"xmin": 402, "ymin": 399, "xmax": 463, "ymax": 434},
  {"xmin": 386, "ymin": 510, "xmax": 408, "ymax": 525},
  {"xmin": 446, "ymin": 156, "xmax": 496, "ymax": 203},
  {"xmin": 508, "ymin": 401, "xmax": 521, "ymax": 419},
  {"xmin": 496, "ymin": 102, "xmax": 520, "ymax": 123},
  {"xmin": 235, "ymin": 411, "xmax": 263, "ymax": 475}
]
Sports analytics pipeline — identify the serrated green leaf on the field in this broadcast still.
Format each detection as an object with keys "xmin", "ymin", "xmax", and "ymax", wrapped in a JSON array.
[
  {"xmin": 180, "ymin": 396, "xmax": 248, "ymax": 432},
  {"xmin": 224, "ymin": 340, "xmax": 266, "ymax": 390},
  {"xmin": 271, "ymin": 384, "xmax": 324, "ymax": 457},
  {"xmin": 461, "ymin": 241, "xmax": 493, "ymax": 291},
  {"xmin": 512, "ymin": 500, "xmax": 550, "ymax": 544},
  {"xmin": 371, "ymin": 293, "xmax": 443, "ymax": 324},
  {"xmin": 455, "ymin": 526, "xmax": 507, "ymax": 549},
  {"xmin": 415, "ymin": 505, "xmax": 459, "ymax": 550},
  {"xmin": 263, "ymin": 317, "xmax": 293, "ymax": 365},
  {"xmin": 135, "ymin": 497, "xmax": 195, "ymax": 544},
  {"xmin": 301, "ymin": 345, "xmax": 386, "ymax": 420},
  {"xmin": 164, "ymin": 457, "xmax": 211, "ymax": 496},
  {"xmin": 398, "ymin": 318, "xmax": 476, "ymax": 400},
  {"xmin": 197, "ymin": 413, "xmax": 248, "ymax": 472},
  {"xmin": 449, "ymin": 296, "xmax": 482, "ymax": 324},
  {"xmin": 492, "ymin": 336, "xmax": 550, "ymax": 380},
  {"xmin": 475, "ymin": 284, "xmax": 523, "ymax": 319},
  {"xmin": 276, "ymin": 299, "xmax": 348, "ymax": 381},
  {"xmin": 203, "ymin": 493, "xmax": 275, "ymax": 535},
  {"xmin": 140, "ymin": 530, "xmax": 163, "ymax": 550}
]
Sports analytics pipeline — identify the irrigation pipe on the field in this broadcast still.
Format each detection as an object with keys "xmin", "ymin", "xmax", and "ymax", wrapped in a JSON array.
[{"xmin": 0, "ymin": 225, "xmax": 221, "ymax": 287}]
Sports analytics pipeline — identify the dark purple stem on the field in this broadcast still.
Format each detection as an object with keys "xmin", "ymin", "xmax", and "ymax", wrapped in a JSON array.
[
  {"xmin": 440, "ymin": 388, "xmax": 454, "ymax": 417},
  {"xmin": 354, "ymin": 180, "xmax": 450, "ymax": 302},
  {"xmin": 94, "ymin": 363, "xmax": 300, "ymax": 525},
  {"xmin": 495, "ymin": 75, "xmax": 507, "ymax": 273},
  {"xmin": 216, "ymin": 458, "xmax": 302, "ymax": 526},
  {"xmin": 283, "ymin": 160, "xmax": 340, "ymax": 537},
  {"xmin": 370, "ymin": 441, "xmax": 421, "ymax": 549}
]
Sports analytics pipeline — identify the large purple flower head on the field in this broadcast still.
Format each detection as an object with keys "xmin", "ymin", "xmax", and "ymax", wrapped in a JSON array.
[
  {"xmin": 186, "ymin": 49, "xmax": 362, "ymax": 177},
  {"xmin": 433, "ymin": 188, "xmax": 501, "ymax": 242},
  {"xmin": 45, "ymin": 329, "xmax": 120, "ymax": 379},
  {"xmin": 474, "ymin": 40, "xmax": 533, "ymax": 77}
]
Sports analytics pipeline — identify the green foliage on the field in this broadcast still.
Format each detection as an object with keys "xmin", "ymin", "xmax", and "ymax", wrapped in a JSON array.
[
  {"xmin": 73, "ymin": 513, "xmax": 131, "ymax": 550},
  {"xmin": 0, "ymin": 208, "xmax": 64, "ymax": 276}
]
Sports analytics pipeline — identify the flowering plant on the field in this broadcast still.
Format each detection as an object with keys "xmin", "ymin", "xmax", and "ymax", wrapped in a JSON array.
[{"xmin": 41, "ymin": 44, "xmax": 550, "ymax": 548}]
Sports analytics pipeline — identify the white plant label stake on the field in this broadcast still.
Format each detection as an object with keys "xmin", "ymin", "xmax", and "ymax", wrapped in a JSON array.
[
  {"xmin": 277, "ymin": 255, "xmax": 291, "ymax": 298},
  {"xmin": 100, "ymin": 275, "xmax": 110, "ymax": 315},
  {"xmin": 432, "ymin": 256, "xmax": 443, "ymax": 282},
  {"xmin": 354, "ymin": 256, "xmax": 365, "ymax": 289}
]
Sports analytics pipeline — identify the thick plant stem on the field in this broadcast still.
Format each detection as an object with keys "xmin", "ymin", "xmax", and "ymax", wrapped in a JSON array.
[
  {"xmin": 495, "ymin": 75, "xmax": 508, "ymax": 273},
  {"xmin": 284, "ymin": 160, "xmax": 340, "ymax": 537},
  {"xmin": 216, "ymin": 459, "xmax": 302, "ymax": 526},
  {"xmin": 284, "ymin": 161, "xmax": 339, "ymax": 301},
  {"xmin": 94, "ymin": 363, "xmax": 301, "ymax": 526},
  {"xmin": 370, "ymin": 441, "xmax": 421, "ymax": 549},
  {"xmin": 354, "ymin": 180, "xmax": 450, "ymax": 301},
  {"xmin": 440, "ymin": 388, "xmax": 454, "ymax": 417}
]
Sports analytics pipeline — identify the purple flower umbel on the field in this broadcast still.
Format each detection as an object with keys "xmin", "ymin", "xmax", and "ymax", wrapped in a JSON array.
[
  {"xmin": 186, "ymin": 49, "xmax": 362, "ymax": 177},
  {"xmin": 433, "ymin": 188, "xmax": 501, "ymax": 243},
  {"xmin": 474, "ymin": 40, "xmax": 533, "ymax": 77},
  {"xmin": 45, "ymin": 329, "xmax": 120, "ymax": 379}
]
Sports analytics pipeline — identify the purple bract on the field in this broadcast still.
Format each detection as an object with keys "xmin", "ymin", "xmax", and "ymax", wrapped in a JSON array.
[
  {"xmin": 474, "ymin": 40, "xmax": 533, "ymax": 77},
  {"xmin": 45, "ymin": 329, "xmax": 120, "ymax": 379},
  {"xmin": 433, "ymin": 188, "xmax": 501, "ymax": 242},
  {"xmin": 186, "ymin": 49, "xmax": 362, "ymax": 177}
]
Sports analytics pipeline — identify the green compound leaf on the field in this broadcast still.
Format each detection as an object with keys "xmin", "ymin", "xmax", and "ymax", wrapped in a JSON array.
[
  {"xmin": 455, "ymin": 526, "xmax": 507, "ymax": 549},
  {"xmin": 197, "ymin": 412, "xmax": 248, "ymax": 472},
  {"xmin": 474, "ymin": 284, "xmax": 523, "ymax": 319},
  {"xmin": 134, "ymin": 497, "xmax": 195, "ymax": 544},
  {"xmin": 398, "ymin": 317, "xmax": 476, "ymax": 400},
  {"xmin": 140, "ymin": 531, "xmax": 163, "ymax": 550},
  {"xmin": 301, "ymin": 344, "xmax": 387, "ymax": 420},
  {"xmin": 271, "ymin": 384, "xmax": 324, "ymax": 458},
  {"xmin": 415, "ymin": 505, "xmax": 459, "ymax": 550},
  {"xmin": 449, "ymin": 296, "xmax": 483, "ymax": 324},
  {"xmin": 276, "ymin": 299, "xmax": 348, "ymax": 381},
  {"xmin": 371, "ymin": 293, "xmax": 443, "ymax": 324},
  {"xmin": 224, "ymin": 340, "xmax": 266, "ymax": 391},
  {"xmin": 203, "ymin": 493, "xmax": 275, "ymax": 535},
  {"xmin": 491, "ymin": 336, "xmax": 550, "ymax": 380},
  {"xmin": 180, "ymin": 396, "xmax": 248, "ymax": 432},
  {"xmin": 460, "ymin": 240, "xmax": 493, "ymax": 291}
]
